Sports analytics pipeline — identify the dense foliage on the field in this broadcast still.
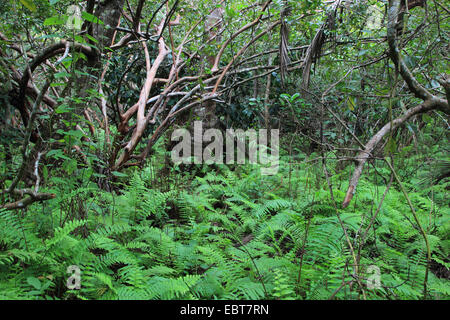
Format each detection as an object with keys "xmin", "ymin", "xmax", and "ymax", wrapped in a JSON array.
[
  {"xmin": 0, "ymin": 143, "xmax": 449, "ymax": 299},
  {"xmin": 0, "ymin": 0, "xmax": 449, "ymax": 300}
]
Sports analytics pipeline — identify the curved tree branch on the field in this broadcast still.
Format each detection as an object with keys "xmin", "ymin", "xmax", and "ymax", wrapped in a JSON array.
[
  {"xmin": 342, "ymin": 98, "xmax": 447, "ymax": 208},
  {"xmin": 211, "ymin": 0, "xmax": 271, "ymax": 73},
  {"xmin": 342, "ymin": 0, "xmax": 449, "ymax": 208},
  {"xmin": 114, "ymin": 18, "xmax": 169, "ymax": 169},
  {"xmin": 387, "ymin": 0, "xmax": 433, "ymax": 101},
  {"xmin": 16, "ymin": 40, "xmax": 96, "ymax": 127}
]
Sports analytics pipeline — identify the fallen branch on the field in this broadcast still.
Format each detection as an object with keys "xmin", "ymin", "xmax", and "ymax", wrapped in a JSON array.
[{"xmin": 1, "ymin": 192, "xmax": 56, "ymax": 210}]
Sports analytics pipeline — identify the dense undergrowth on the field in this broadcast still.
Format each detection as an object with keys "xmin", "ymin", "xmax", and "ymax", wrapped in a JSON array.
[
  {"xmin": 0, "ymin": 135, "xmax": 449, "ymax": 300},
  {"xmin": 1, "ymin": 0, "xmax": 449, "ymax": 302}
]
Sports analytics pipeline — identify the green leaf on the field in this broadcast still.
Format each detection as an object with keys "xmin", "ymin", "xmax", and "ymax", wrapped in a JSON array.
[
  {"xmin": 50, "ymin": 82, "xmax": 66, "ymax": 87},
  {"xmin": 65, "ymin": 158, "xmax": 77, "ymax": 175},
  {"xmin": 347, "ymin": 96, "xmax": 356, "ymax": 111},
  {"xmin": 19, "ymin": 0, "xmax": 36, "ymax": 12},
  {"xmin": 291, "ymin": 93, "xmax": 300, "ymax": 102},
  {"xmin": 280, "ymin": 93, "xmax": 290, "ymax": 101},
  {"xmin": 43, "ymin": 16, "xmax": 65, "ymax": 26},
  {"xmin": 55, "ymin": 71, "xmax": 71, "ymax": 79},
  {"xmin": 384, "ymin": 138, "xmax": 397, "ymax": 155},
  {"xmin": 422, "ymin": 114, "xmax": 432, "ymax": 124},
  {"xmin": 81, "ymin": 12, "xmax": 104, "ymax": 25},
  {"xmin": 46, "ymin": 149, "xmax": 68, "ymax": 160},
  {"xmin": 65, "ymin": 130, "xmax": 84, "ymax": 139},
  {"xmin": 85, "ymin": 34, "xmax": 99, "ymax": 44},
  {"xmin": 27, "ymin": 277, "xmax": 41, "ymax": 290},
  {"xmin": 74, "ymin": 35, "xmax": 86, "ymax": 44},
  {"xmin": 111, "ymin": 171, "xmax": 128, "ymax": 178},
  {"xmin": 55, "ymin": 104, "xmax": 71, "ymax": 113},
  {"xmin": 43, "ymin": 166, "xmax": 48, "ymax": 181}
]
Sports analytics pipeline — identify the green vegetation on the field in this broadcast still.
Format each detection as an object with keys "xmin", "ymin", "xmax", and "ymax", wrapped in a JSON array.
[
  {"xmin": 1, "ymin": 144, "xmax": 449, "ymax": 300},
  {"xmin": 0, "ymin": 0, "xmax": 448, "ymax": 300}
]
